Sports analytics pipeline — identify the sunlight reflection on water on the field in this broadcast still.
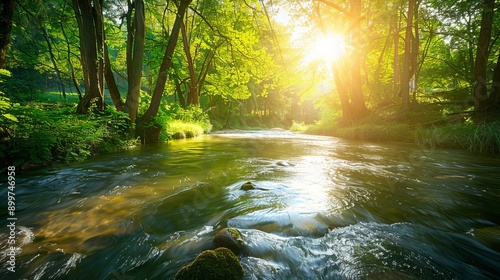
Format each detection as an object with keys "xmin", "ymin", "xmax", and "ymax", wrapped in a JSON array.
[{"xmin": 1, "ymin": 131, "xmax": 499, "ymax": 279}]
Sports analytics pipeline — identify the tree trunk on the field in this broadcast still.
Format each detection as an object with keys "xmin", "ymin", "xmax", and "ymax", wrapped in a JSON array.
[
  {"xmin": 104, "ymin": 42, "xmax": 123, "ymax": 111},
  {"xmin": 393, "ymin": 19, "xmax": 400, "ymax": 98},
  {"xmin": 473, "ymin": 0, "xmax": 495, "ymax": 111},
  {"xmin": 181, "ymin": 21, "xmax": 199, "ymax": 106},
  {"xmin": 60, "ymin": 19, "xmax": 83, "ymax": 100},
  {"xmin": 401, "ymin": 0, "xmax": 416, "ymax": 112},
  {"xmin": 349, "ymin": 0, "xmax": 367, "ymax": 118},
  {"xmin": 489, "ymin": 52, "xmax": 500, "ymax": 108},
  {"xmin": 0, "ymin": 0, "xmax": 15, "ymax": 69},
  {"xmin": 139, "ymin": 0, "xmax": 192, "ymax": 143},
  {"xmin": 411, "ymin": 2, "xmax": 419, "ymax": 102},
  {"xmin": 333, "ymin": 61, "xmax": 352, "ymax": 119},
  {"xmin": 73, "ymin": 0, "xmax": 105, "ymax": 113},
  {"xmin": 123, "ymin": 0, "xmax": 145, "ymax": 123},
  {"xmin": 174, "ymin": 77, "xmax": 186, "ymax": 108}
]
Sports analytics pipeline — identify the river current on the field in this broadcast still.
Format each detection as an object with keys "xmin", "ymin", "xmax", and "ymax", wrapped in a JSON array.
[{"xmin": 1, "ymin": 130, "xmax": 499, "ymax": 279}]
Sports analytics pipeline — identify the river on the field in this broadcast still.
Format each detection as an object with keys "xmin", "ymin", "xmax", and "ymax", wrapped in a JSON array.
[{"xmin": 1, "ymin": 130, "xmax": 499, "ymax": 279}]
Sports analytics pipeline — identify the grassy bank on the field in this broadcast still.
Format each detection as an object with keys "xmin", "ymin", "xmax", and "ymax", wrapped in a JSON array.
[
  {"xmin": 0, "ymin": 94, "xmax": 213, "ymax": 169},
  {"xmin": 302, "ymin": 101, "xmax": 500, "ymax": 153}
]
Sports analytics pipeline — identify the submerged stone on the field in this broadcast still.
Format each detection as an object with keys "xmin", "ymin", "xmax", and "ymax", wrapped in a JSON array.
[
  {"xmin": 213, "ymin": 228, "xmax": 247, "ymax": 256},
  {"xmin": 174, "ymin": 247, "xmax": 244, "ymax": 280}
]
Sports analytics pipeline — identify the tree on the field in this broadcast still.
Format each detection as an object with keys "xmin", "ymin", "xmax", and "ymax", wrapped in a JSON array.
[
  {"xmin": 122, "ymin": 0, "xmax": 146, "ymax": 123},
  {"xmin": 401, "ymin": 0, "xmax": 418, "ymax": 112},
  {"xmin": 0, "ymin": 0, "xmax": 15, "ymax": 69},
  {"xmin": 473, "ymin": 0, "xmax": 495, "ymax": 111},
  {"xmin": 72, "ymin": 0, "xmax": 106, "ymax": 113},
  {"xmin": 139, "ymin": 0, "xmax": 192, "ymax": 143},
  {"xmin": 310, "ymin": 0, "xmax": 368, "ymax": 119}
]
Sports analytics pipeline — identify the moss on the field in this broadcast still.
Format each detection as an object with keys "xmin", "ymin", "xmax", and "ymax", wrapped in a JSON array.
[
  {"xmin": 213, "ymin": 228, "xmax": 246, "ymax": 256},
  {"xmin": 227, "ymin": 228, "xmax": 242, "ymax": 240},
  {"xmin": 174, "ymin": 247, "xmax": 244, "ymax": 280}
]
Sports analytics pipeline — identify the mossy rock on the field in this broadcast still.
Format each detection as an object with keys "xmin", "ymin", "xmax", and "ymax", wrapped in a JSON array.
[
  {"xmin": 240, "ymin": 181, "xmax": 256, "ymax": 190},
  {"xmin": 213, "ymin": 228, "xmax": 247, "ymax": 256},
  {"xmin": 174, "ymin": 247, "xmax": 244, "ymax": 280}
]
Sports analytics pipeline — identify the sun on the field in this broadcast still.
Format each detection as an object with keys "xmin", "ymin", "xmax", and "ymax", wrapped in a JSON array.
[{"xmin": 310, "ymin": 33, "xmax": 347, "ymax": 63}]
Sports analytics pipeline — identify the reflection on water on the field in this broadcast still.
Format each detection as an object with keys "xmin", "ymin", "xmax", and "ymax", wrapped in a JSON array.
[{"xmin": 1, "ymin": 130, "xmax": 499, "ymax": 279}]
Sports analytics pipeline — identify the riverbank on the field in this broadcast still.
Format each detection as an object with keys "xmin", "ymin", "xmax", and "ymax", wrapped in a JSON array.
[
  {"xmin": 299, "ymin": 103, "xmax": 500, "ymax": 154},
  {"xmin": 0, "ymin": 102, "xmax": 212, "ymax": 170}
]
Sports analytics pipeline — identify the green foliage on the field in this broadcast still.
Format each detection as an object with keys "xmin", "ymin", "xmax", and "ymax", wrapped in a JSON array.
[
  {"xmin": 156, "ymin": 104, "xmax": 212, "ymax": 141},
  {"xmin": 0, "ymin": 104, "xmax": 134, "ymax": 169},
  {"xmin": 418, "ymin": 122, "xmax": 500, "ymax": 153},
  {"xmin": 289, "ymin": 121, "xmax": 309, "ymax": 133},
  {"xmin": 166, "ymin": 120, "xmax": 204, "ymax": 140}
]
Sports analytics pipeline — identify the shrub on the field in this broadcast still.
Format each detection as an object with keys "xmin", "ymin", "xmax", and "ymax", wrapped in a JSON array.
[
  {"xmin": 157, "ymin": 105, "xmax": 213, "ymax": 141},
  {"xmin": 290, "ymin": 121, "xmax": 309, "ymax": 133},
  {"xmin": 0, "ymin": 103, "xmax": 135, "ymax": 169},
  {"xmin": 167, "ymin": 120, "xmax": 204, "ymax": 140}
]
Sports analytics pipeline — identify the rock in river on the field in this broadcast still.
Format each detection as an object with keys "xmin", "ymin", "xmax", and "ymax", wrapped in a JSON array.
[
  {"xmin": 174, "ymin": 247, "xmax": 244, "ymax": 280},
  {"xmin": 240, "ymin": 181, "xmax": 256, "ymax": 190},
  {"xmin": 239, "ymin": 181, "xmax": 268, "ymax": 191},
  {"xmin": 213, "ymin": 228, "xmax": 247, "ymax": 256}
]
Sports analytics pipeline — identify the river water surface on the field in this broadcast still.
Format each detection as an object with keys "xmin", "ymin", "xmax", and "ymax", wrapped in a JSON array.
[{"xmin": 1, "ymin": 130, "xmax": 500, "ymax": 279}]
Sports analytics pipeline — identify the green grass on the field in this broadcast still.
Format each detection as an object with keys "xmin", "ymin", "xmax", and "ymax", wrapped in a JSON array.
[
  {"xmin": 305, "ymin": 97, "xmax": 500, "ymax": 153},
  {"xmin": 418, "ymin": 122, "xmax": 500, "ymax": 153},
  {"xmin": 165, "ymin": 120, "xmax": 205, "ymax": 140},
  {"xmin": 290, "ymin": 121, "xmax": 310, "ymax": 133}
]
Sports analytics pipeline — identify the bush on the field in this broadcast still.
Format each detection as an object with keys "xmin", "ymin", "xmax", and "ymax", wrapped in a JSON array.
[
  {"xmin": 167, "ymin": 120, "xmax": 204, "ymax": 139},
  {"xmin": 0, "ymin": 103, "xmax": 135, "ymax": 169},
  {"xmin": 157, "ymin": 105, "xmax": 212, "ymax": 141},
  {"xmin": 290, "ymin": 121, "xmax": 309, "ymax": 133}
]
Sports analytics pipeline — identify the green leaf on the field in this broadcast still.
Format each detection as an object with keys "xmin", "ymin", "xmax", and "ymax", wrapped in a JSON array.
[{"xmin": 2, "ymin": 113, "xmax": 18, "ymax": 122}]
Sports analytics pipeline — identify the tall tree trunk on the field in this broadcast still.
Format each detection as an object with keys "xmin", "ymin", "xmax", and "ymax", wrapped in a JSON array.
[
  {"xmin": 411, "ymin": 2, "xmax": 419, "ymax": 102},
  {"xmin": 174, "ymin": 76, "xmax": 186, "ymax": 108},
  {"xmin": 60, "ymin": 20, "xmax": 82, "ymax": 100},
  {"xmin": 73, "ymin": 0, "xmax": 105, "ymax": 113},
  {"xmin": 139, "ymin": 0, "xmax": 192, "ymax": 143},
  {"xmin": 473, "ymin": 0, "xmax": 495, "ymax": 111},
  {"xmin": 123, "ymin": 0, "xmax": 145, "ymax": 123},
  {"xmin": 333, "ymin": 61, "xmax": 352, "ymax": 119},
  {"xmin": 401, "ymin": 0, "xmax": 416, "ymax": 112},
  {"xmin": 104, "ymin": 42, "xmax": 123, "ymax": 111},
  {"xmin": 181, "ymin": 20, "xmax": 199, "ymax": 106},
  {"xmin": 349, "ymin": 0, "xmax": 367, "ymax": 118},
  {"xmin": 489, "ymin": 52, "xmax": 500, "ymax": 108},
  {"xmin": 393, "ymin": 19, "xmax": 400, "ymax": 98},
  {"xmin": 0, "ymin": 0, "xmax": 15, "ymax": 69}
]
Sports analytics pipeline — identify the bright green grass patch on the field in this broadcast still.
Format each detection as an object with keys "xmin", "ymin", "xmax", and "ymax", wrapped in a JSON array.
[
  {"xmin": 290, "ymin": 121, "xmax": 310, "ymax": 133},
  {"xmin": 166, "ymin": 120, "xmax": 205, "ymax": 140}
]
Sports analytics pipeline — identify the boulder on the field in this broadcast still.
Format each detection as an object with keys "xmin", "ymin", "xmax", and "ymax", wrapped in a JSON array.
[
  {"xmin": 213, "ymin": 228, "xmax": 247, "ymax": 256},
  {"xmin": 239, "ymin": 181, "xmax": 268, "ymax": 191},
  {"xmin": 174, "ymin": 247, "xmax": 244, "ymax": 280},
  {"xmin": 240, "ymin": 181, "xmax": 256, "ymax": 190}
]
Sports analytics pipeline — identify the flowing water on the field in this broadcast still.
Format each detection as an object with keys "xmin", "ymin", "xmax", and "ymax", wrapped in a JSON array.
[{"xmin": 1, "ymin": 130, "xmax": 500, "ymax": 279}]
